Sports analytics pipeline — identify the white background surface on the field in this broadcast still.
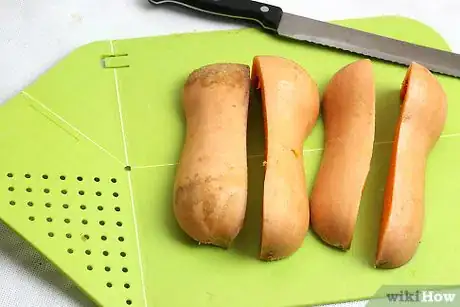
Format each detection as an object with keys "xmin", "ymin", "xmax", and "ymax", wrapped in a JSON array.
[{"xmin": 0, "ymin": 0, "xmax": 459, "ymax": 306}]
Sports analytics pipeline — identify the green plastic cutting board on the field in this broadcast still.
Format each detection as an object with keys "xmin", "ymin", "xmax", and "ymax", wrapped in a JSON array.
[{"xmin": 1, "ymin": 15, "xmax": 460, "ymax": 307}]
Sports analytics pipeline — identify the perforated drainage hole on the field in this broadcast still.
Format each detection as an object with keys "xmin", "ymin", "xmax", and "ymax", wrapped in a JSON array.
[
  {"xmin": 60, "ymin": 175, "xmax": 66, "ymax": 180},
  {"xmin": 105, "ymin": 266, "xmax": 111, "ymax": 272},
  {"xmin": 46, "ymin": 217, "xmax": 53, "ymax": 222},
  {"xmin": 85, "ymin": 250, "xmax": 91, "ymax": 255},
  {"xmin": 111, "ymin": 178, "xmax": 117, "ymax": 183},
  {"xmin": 9, "ymin": 201, "xmax": 15, "ymax": 206},
  {"xmin": 67, "ymin": 248, "xmax": 74, "ymax": 254},
  {"xmin": 103, "ymin": 251, "xmax": 109, "ymax": 256},
  {"xmin": 96, "ymin": 191, "xmax": 102, "ymax": 196},
  {"xmin": 82, "ymin": 219, "xmax": 88, "ymax": 225},
  {"xmin": 27, "ymin": 201, "xmax": 33, "ymax": 207},
  {"xmin": 94, "ymin": 177, "xmax": 100, "ymax": 182},
  {"xmin": 113, "ymin": 192, "xmax": 119, "ymax": 198},
  {"xmin": 126, "ymin": 299, "xmax": 132, "ymax": 305},
  {"xmin": 80, "ymin": 205, "xmax": 86, "ymax": 210},
  {"xmin": 87, "ymin": 265, "xmax": 93, "ymax": 271},
  {"xmin": 45, "ymin": 202, "xmax": 52, "ymax": 208},
  {"xmin": 98, "ymin": 206, "xmax": 104, "ymax": 211},
  {"xmin": 120, "ymin": 252, "xmax": 126, "ymax": 257},
  {"xmin": 63, "ymin": 204, "xmax": 69, "ymax": 209},
  {"xmin": 124, "ymin": 283, "xmax": 130, "ymax": 289},
  {"xmin": 115, "ymin": 206, "xmax": 121, "ymax": 212},
  {"xmin": 25, "ymin": 174, "xmax": 31, "ymax": 178},
  {"xmin": 66, "ymin": 233, "xmax": 72, "ymax": 238},
  {"xmin": 78, "ymin": 190, "xmax": 85, "ymax": 195},
  {"xmin": 29, "ymin": 216, "xmax": 35, "ymax": 221},
  {"xmin": 124, "ymin": 166, "xmax": 131, "ymax": 172},
  {"xmin": 82, "ymin": 234, "xmax": 90, "ymax": 241},
  {"xmin": 61, "ymin": 189, "xmax": 67, "ymax": 195},
  {"xmin": 106, "ymin": 282, "xmax": 112, "ymax": 288},
  {"xmin": 122, "ymin": 267, "xmax": 128, "ymax": 273},
  {"xmin": 44, "ymin": 188, "xmax": 50, "ymax": 194},
  {"xmin": 8, "ymin": 187, "xmax": 14, "ymax": 191},
  {"xmin": 26, "ymin": 187, "xmax": 32, "ymax": 192},
  {"xmin": 48, "ymin": 232, "xmax": 54, "ymax": 237},
  {"xmin": 64, "ymin": 218, "xmax": 70, "ymax": 224},
  {"xmin": 99, "ymin": 221, "xmax": 105, "ymax": 226},
  {"xmin": 77, "ymin": 176, "xmax": 83, "ymax": 181},
  {"xmin": 42, "ymin": 174, "xmax": 48, "ymax": 179},
  {"xmin": 118, "ymin": 236, "xmax": 124, "ymax": 242},
  {"xmin": 7, "ymin": 173, "xmax": 13, "ymax": 178},
  {"xmin": 101, "ymin": 235, "xmax": 107, "ymax": 241},
  {"xmin": 116, "ymin": 221, "xmax": 122, "ymax": 227}
]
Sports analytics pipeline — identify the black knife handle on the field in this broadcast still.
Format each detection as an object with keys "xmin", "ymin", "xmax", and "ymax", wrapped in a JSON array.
[{"xmin": 148, "ymin": 0, "xmax": 283, "ymax": 31}]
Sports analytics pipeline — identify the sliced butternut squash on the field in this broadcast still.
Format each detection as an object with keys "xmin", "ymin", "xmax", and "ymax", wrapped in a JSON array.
[
  {"xmin": 375, "ymin": 62, "xmax": 448, "ymax": 269},
  {"xmin": 173, "ymin": 63, "xmax": 251, "ymax": 248},
  {"xmin": 252, "ymin": 56, "xmax": 320, "ymax": 261},
  {"xmin": 310, "ymin": 59, "xmax": 376, "ymax": 250}
]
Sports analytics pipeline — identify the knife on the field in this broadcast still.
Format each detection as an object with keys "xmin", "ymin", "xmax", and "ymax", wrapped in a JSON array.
[{"xmin": 148, "ymin": 0, "xmax": 460, "ymax": 78}]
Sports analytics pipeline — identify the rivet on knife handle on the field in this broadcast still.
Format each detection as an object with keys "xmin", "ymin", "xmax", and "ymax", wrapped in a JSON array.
[{"xmin": 148, "ymin": 0, "xmax": 283, "ymax": 31}]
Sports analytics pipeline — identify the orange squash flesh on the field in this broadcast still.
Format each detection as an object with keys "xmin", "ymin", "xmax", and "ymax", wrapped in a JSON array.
[
  {"xmin": 252, "ymin": 56, "xmax": 320, "ymax": 261},
  {"xmin": 173, "ymin": 63, "xmax": 251, "ymax": 248},
  {"xmin": 310, "ymin": 59, "xmax": 376, "ymax": 250},
  {"xmin": 375, "ymin": 62, "xmax": 447, "ymax": 269}
]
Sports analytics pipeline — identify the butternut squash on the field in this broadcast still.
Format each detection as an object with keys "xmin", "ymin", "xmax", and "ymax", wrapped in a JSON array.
[
  {"xmin": 375, "ymin": 62, "xmax": 447, "ymax": 269},
  {"xmin": 310, "ymin": 59, "xmax": 376, "ymax": 250},
  {"xmin": 173, "ymin": 63, "xmax": 251, "ymax": 248},
  {"xmin": 252, "ymin": 56, "xmax": 320, "ymax": 261}
]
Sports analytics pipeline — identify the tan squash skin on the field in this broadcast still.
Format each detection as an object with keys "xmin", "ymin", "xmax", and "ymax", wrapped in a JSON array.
[
  {"xmin": 173, "ymin": 63, "xmax": 250, "ymax": 248},
  {"xmin": 310, "ymin": 59, "xmax": 376, "ymax": 250},
  {"xmin": 375, "ymin": 62, "xmax": 447, "ymax": 269},
  {"xmin": 252, "ymin": 56, "xmax": 320, "ymax": 261}
]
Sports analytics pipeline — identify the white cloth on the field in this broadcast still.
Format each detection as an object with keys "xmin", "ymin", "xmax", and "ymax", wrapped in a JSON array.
[{"xmin": 0, "ymin": 0, "xmax": 459, "ymax": 306}]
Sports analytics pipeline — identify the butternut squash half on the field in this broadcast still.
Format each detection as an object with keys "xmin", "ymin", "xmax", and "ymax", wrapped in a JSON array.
[
  {"xmin": 252, "ymin": 56, "xmax": 320, "ymax": 261},
  {"xmin": 173, "ymin": 63, "xmax": 251, "ymax": 248},
  {"xmin": 375, "ymin": 62, "xmax": 447, "ymax": 269},
  {"xmin": 310, "ymin": 59, "xmax": 376, "ymax": 250}
]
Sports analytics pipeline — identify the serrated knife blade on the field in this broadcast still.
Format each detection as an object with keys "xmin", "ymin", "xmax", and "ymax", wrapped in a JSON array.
[
  {"xmin": 278, "ymin": 13, "xmax": 460, "ymax": 77},
  {"xmin": 148, "ymin": 0, "xmax": 460, "ymax": 78}
]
